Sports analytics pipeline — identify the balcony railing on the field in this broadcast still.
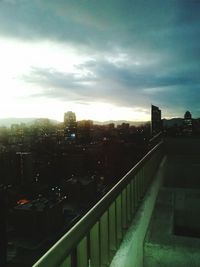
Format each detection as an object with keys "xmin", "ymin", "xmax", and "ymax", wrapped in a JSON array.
[{"xmin": 33, "ymin": 142, "xmax": 164, "ymax": 267}]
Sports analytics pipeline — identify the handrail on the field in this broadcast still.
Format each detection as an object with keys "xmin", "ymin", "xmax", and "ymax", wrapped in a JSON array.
[{"xmin": 33, "ymin": 141, "xmax": 163, "ymax": 267}]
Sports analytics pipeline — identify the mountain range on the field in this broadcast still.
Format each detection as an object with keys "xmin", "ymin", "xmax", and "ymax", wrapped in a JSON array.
[
  {"xmin": 0, "ymin": 117, "xmax": 149, "ymax": 127},
  {"xmin": 0, "ymin": 117, "xmax": 187, "ymax": 128}
]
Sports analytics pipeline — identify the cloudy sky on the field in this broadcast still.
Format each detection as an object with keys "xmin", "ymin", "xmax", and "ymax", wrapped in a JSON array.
[{"xmin": 0, "ymin": 0, "xmax": 200, "ymax": 122}]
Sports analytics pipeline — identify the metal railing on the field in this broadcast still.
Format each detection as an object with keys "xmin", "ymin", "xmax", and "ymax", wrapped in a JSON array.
[{"xmin": 33, "ymin": 142, "xmax": 164, "ymax": 267}]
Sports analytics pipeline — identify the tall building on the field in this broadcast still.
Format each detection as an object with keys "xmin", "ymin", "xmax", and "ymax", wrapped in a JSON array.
[
  {"xmin": 0, "ymin": 186, "xmax": 6, "ymax": 266},
  {"xmin": 64, "ymin": 111, "xmax": 76, "ymax": 127},
  {"xmin": 64, "ymin": 111, "xmax": 77, "ymax": 140},
  {"xmin": 77, "ymin": 120, "xmax": 93, "ymax": 143},
  {"xmin": 183, "ymin": 111, "xmax": 193, "ymax": 135},
  {"xmin": 151, "ymin": 105, "xmax": 162, "ymax": 135},
  {"xmin": 16, "ymin": 152, "xmax": 33, "ymax": 185},
  {"xmin": 0, "ymin": 152, "xmax": 33, "ymax": 186}
]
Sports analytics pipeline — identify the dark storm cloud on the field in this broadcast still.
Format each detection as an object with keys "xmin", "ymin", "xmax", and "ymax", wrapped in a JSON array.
[
  {"xmin": 23, "ymin": 58, "xmax": 200, "ymax": 113},
  {"xmin": 0, "ymin": 0, "xmax": 194, "ymax": 50},
  {"xmin": 22, "ymin": 66, "xmax": 98, "ymax": 101},
  {"xmin": 23, "ymin": 67, "xmax": 96, "ymax": 90},
  {"xmin": 1, "ymin": 0, "xmax": 200, "ymax": 117}
]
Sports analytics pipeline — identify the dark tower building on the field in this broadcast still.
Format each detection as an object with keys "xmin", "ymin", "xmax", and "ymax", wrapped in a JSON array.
[
  {"xmin": 64, "ymin": 111, "xmax": 76, "ymax": 126},
  {"xmin": 77, "ymin": 120, "xmax": 93, "ymax": 143},
  {"xmin": 183, "ymin": 111, "xmax": 193, "ymax": 135},
  {"xmin": 64, "ymin": 111, "xmax": 77, "ymax": 141},
  {"xmin": 151, "ymin": 105, "xmax": 162, "ymax": 136},
  {"xmin": 0, "ymin": 186, "xmax": 7, "ymax": 267},
  {"xmin": 16, "ymin": 152, "xmax": 33, "ymax": 185}
]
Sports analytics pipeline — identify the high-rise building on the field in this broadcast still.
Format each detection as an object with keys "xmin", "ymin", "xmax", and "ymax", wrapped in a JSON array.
[
  {"xmin": 183, "ymin": 111, "xmax": 193, "ymax": 135},
  {"xmin": 64, "ymin": 111, "xmax": 77, "ymax": 140},
  {"xmin": 77, "ymin": 120, "xmax": 93, "ymax": 143},
  {"xmin": 151, "ymin": 105, "xmax": 162, "ymax": 135},
  {"xmin": 64, "ymin": 111, "xmax": 76, "ymax": 127},
  {"xmin": 16, "ymin": 152, "xmax": 33, "ymax": 185}
]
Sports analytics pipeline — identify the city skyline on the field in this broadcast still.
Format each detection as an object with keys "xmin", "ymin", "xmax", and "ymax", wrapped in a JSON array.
[{"xmin": 0, "ymin": 1, "xmax": 200, "ymax": 121}]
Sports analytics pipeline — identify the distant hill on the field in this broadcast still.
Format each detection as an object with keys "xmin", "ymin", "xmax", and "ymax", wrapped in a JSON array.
[
  {"xmin": 0, "ymin": 118, "xmax": 59, "ymax": 127},
  {"xmin": 162, "ymin": 118, "xmax": 183, "ymax": 127},
  {"xmin": 0, "ymin": 118, "xmax": 35, "ymax": 127},
  {"xmin": 0, "ymin": 117, "xmax": 186, "ymax": 128},
  {"xmin": 0, "ymin": 118, "xmax": 150, "ymax": 127},
  {"xmin": 93, "ymin": 120, "xmax": 149, "ymax": 126}
]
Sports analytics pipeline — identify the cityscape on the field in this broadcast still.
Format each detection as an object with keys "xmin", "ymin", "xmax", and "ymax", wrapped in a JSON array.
[
  {"xmin": 1, "ymin": 106, "xmax": 200, "ymax": 266},
  {"xmin": 1, "ymin": 109, "xmax": 152, "ymax": 267},
  {"xmin": 1, "ymin": 1, "xmax": 200, "ymax": 267}
]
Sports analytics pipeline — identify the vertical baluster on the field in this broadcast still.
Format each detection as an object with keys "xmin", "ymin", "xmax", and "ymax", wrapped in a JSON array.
[
  {"xmin": 122, "ymin": 188, "xmax": 127, "ymax": 230},
  {"xmin": 90, "ymin": 222, "xmax": 100, "ymax": 267},
  {"xmin": 140, "ymin": 167, "xmax": 144, "ymax": 198},
  {"xmin": 136, "ymin": 172, "xmax": 140, "ymax": 205},
  {"xmin": 138, "ymin": 170, "xmax": 141, "ymax": 200},
  {"xmin": 109, "ymin": 202, "xmax": 117, "ymax": 260},
  {"xmin": 130, "ymin": 179, "xmax": 135, "ymax": 215},
  {"xmin": 60, "ymin": 255, "xmax": 71, "ymax": 267},
  {"xmin": 152, "ymin": 154, "xmax": 156, "ymax": 176},
  {"xmin": 77, "ymin": 236, "xmax": 88, "ymax": 267},
  {"xmin": 152, "ymin": 155, "xmax": 156, "ymax": 179},
  {"xmin": 140, "ymin": 168, "xmax": 144, "ymax": 198},
  {"xmin": 146, "ymin": 161, "xmax": 150, "ymax": 189},
  {"xmin": 141, "ymin": 165, "xmax": 144, "ymax": 196},
  {"xmin": 100, "ymin": 211, "xmax": 109, "ymax": 266},
  {"xmin": 116, "ymin": 194, "xmax": 122, "ymax": 246},
  {"xmin": 149, "ymin": 156, "xmax": 153, "ymax": 181},
  {"xmin": 127, "ymin": 183, "xmax": 131, "ymax": 222},
  {"xmin": 145, "ymin": 161, "xmax": 149, "ymax": 190},
  {"xmin": 135, "ymin": 173, "xmax": 139, "ymax": 209}
]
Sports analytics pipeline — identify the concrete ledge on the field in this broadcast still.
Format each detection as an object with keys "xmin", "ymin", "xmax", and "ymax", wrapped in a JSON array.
[{"xmin": 110, "ymin": 156, "xmax": 167, "ymax": 267}]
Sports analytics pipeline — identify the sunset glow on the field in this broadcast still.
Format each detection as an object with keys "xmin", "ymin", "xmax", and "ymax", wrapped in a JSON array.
[{"xmin": 0, "ymin": 0, "xmax": 200, "ymax": 122}]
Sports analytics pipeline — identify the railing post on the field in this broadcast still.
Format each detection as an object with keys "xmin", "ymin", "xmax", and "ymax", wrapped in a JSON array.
[
  {"xmin": 127, "ymin": 183, "xmax": 131, "ymax": 222},
  {"xmin": 122, "ymin": 188, "xmax": 127, "ymax": 230},
  {"xmin": 109, "ymin": 202, "xmax": 117, "ymax": 259},
  {"xmin": 90, "ymin": 222, "xmax": 100, "ymax": 267},
  {"xmin": 60, "ymin": 255, "xmax": 72, "ymax": 267},
  {"xmin": 116, "ymin": 194, "xmax": 122, "ymax": 246},
  {"xmin": 77, "ymin": 236, "xmax": 88, "ymax": 267},
  {"xmin": 100, "ymin": 211, "xmax": 109, "ymax": 266},
  {"xmin": 135, "ymin": 173, "xmax": 139, "ymax": 209},
  {"xmin": 141, "ymin": 165, "xmax": 145, "ymax": 195},
  {"xmin": 140, "ymin": 167, "xmax": 144, "ymax": 198}
]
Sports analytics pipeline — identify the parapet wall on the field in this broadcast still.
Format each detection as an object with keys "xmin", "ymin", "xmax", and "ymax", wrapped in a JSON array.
[
  {"xmin": 164, "ymin": 137, "xmax": 200, "ymax": 155},
  {"xmin": 110, "ymin": 157, "xmax": 167, "ymax": 267}
]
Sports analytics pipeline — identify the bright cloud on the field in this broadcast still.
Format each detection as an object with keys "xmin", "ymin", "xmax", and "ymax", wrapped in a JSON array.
[{"xmin": 0, "ymin": 0, "xmax": 200, "ymax": 121}]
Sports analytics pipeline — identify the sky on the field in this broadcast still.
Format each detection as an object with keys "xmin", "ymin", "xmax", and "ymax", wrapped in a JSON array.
[{"xmin": 0, "ymin": 0, "xmax": 200, "ymax": 122}]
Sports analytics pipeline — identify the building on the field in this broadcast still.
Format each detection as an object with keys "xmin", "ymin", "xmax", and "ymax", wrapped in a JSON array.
[
  {"xmin": 12, "ymin": 197, "xmax": 64, "ymax": 239},
  {"xmin": 0, "ymin": 152, "xmax": 33, "ymax": 186},
  {"xmin": 0, "ymin": 185, "xmax": 7, "ymax": 266},
  {"xmin": 77, "ymin": 120, "xmax": 93, "ymax": 143},
  {"xmin": 0, "ymin": 152, "xmax": 16, "ymax": 185},
  {"xmin": 16, "ymin": 152, "xmax": 33, "ymax": 185},
  {"xmin": 151, "ymin": 105, "xmax": 162, "ymax": 135},
  {"xmin": 64, "ymin": 111, "xmax": 77, "ymax": 141},
  {"xmin": 64, "ymin": 111, "xmax": 76, "ymax": 127},
  {"xmin": 183, "ymin": 110, "xmax": 193, "ymax": 135}
]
